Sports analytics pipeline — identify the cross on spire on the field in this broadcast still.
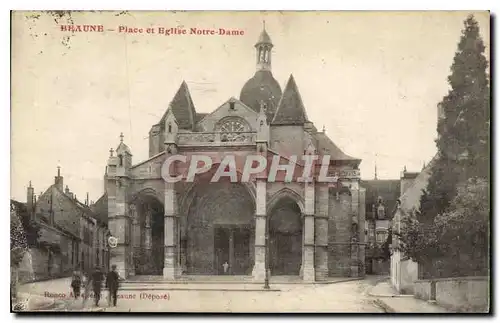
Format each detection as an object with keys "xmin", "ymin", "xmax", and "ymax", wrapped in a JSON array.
[{"xmin": 120, "ymin": 132, "xmax": 124, "ymax": 143}]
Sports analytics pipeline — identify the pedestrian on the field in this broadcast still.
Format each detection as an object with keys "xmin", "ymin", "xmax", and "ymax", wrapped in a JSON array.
[
  {"xmin": 223, "ymin": 261, "xmax": 229, "ymax": 274},
  {"xmin": 91, "ymin": 266, "xmax": 104, "ymax": 307},
  {"xmin": 105, "ymin": 265, "xmax": 120, "ymax": 307},
  {"xmin": 70, "ymin": 270, "xmax": 82, "ymax": 299},
  {"xmin": 81, "ymin": 270, "xmax": 92, "ymax": 308}
]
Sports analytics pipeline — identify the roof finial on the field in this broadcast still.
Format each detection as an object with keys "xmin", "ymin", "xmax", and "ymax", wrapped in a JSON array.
[
  {"xmin": 120, "ymin": 132, "xmax": 124, "ymax": 143},
  {"xmin": 29, "ymin": 181, "xmax": 32, "ymax": 188},
  {"xmin": 57, "ymin": 165, "xmax": 61, "ymax": 177},
  {"xmin": 322, "ymin": 125, "xmax": 326, "ymax": 133},
  {"xmin": 422, "ymin": 161, "xmax": 426, "ymax": 170},
  {"xmin": 403, "ymin": 165, "xmax": 407, "ymax": 173},
  {"xmin": 109, "ymin": 148, "xmax": 114, "ymax": 157},
  {"xmin": 375, "ymin": 162, "xmax": 378, "ymax": 180},
  {"xmin": 263, "ymin": 20, "xmax": 266, "ymax": 31}
]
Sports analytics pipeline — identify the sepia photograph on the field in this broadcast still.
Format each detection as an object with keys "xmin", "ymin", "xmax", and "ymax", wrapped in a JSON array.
[{"xmin": 9, "ymin": 10, "xmax": 490, "ymax": 313}]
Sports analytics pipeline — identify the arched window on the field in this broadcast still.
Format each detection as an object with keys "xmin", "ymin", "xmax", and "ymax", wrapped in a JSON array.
[
  {"xmin": 168, "ymin": 124, "xmax": 172, "ymax": 133},
  {"xmin": 119, "ymin": 155, "xmax": 123, "ymax": 167}
]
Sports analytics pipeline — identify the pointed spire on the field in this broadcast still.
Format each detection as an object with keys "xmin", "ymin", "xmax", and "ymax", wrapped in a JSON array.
[
  {"xmin": 272, "ymin": 74, "xmax": 308, "ymax": 125},
  {"xmin": 374, "ymin": 163, "xmax": 378, "ymax": 180},
  {"xmin": 167, "ymin": 81, "xmax": 197, "ymax": 130},
  {"xmin": 120, "ymin": 132, "xmax": 124, "ymax": 143}
]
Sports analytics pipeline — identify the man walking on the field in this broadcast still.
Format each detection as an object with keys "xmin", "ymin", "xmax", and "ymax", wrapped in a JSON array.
[
  {"xmin": 106, "ymin": 265, "xmax": 120, "ymax": 307},
  {"xmin": 91, "ymin": 266, "xmax": 104, "ymax": 306}
]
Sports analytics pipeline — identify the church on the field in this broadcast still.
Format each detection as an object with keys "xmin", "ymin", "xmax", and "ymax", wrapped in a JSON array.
[{"xmin": 96, "ymin": 26, "xmax": 367, "ymax": 282}]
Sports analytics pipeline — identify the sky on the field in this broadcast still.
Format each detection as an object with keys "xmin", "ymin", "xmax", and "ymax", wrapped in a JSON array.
[{"xmin": 10, "ymin": 11, "xmax": 490, "ymax": 203}]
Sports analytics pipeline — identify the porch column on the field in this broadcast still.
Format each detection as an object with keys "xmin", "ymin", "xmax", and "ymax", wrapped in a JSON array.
[
  {"xmin": 349, "ymin": 180, "xmax": 363, "ymax": 277},
  {"xmin": 163, "ymin": 182, "xmax": 179, "ymax": 280},
  {"xmin": 252, "ymin": 178, "xmax": 267, "ymax": 281},
  {"xmin": 229, "ymin": 229, "xmax": 234, "ymax": 274},
  {"xmin": 144, "ymin": 207, "xmax": 152, "ymax": 257},
  {"xmin": 315, "ymin": 183, "xmax": 329, "ymax": 281},
  {"xmin": 130, "ymin": 205, "xmax": 139, "ymax": 276},
  {"xmin": 301, "ymin": 180, "xmax": 316, "ymax": 282}
]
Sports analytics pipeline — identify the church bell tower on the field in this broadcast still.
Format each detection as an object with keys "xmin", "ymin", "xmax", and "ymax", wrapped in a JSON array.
[{"xmin": 255, "ymin": 22, "xmax": 273, "ymax": 71}]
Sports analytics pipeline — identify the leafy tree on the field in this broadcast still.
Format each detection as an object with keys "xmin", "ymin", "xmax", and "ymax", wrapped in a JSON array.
[{"xmin": 433, "ymin": 178, "xmax": 489, "ymax": 276}]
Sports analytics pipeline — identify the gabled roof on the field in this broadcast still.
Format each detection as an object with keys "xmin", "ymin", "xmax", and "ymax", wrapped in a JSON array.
[
  {"xmin": 398, "ymin": 155, "xmax": 438, "ymax": 213},
  {"xmin": 116, "ymin": 141, "xmax": 131, "ymax": 155},
  {"xmin": 361, "ymin": 179, "xmax": 401, "ymax": 215},
  {"xmin": 272, "ymin": 75, "xmax": 308, "ymax": 125},
  {"xmin": 160, "ymin": 81, "xmax": 197, "ymax": 130},
  {"xmin": 314, "ymin": 131, "xmax": 361, "ymax": 166}
]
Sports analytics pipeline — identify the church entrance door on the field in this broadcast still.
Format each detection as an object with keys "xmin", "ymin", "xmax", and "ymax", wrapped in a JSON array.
[{"xmin": 214, "ymin": 226, "xmax": 251, "ymax": 275}]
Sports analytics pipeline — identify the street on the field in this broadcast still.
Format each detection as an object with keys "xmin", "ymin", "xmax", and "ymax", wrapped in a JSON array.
[{"xmin": 17, "ymin": 277, "xmax": 385, "ymax": 313}]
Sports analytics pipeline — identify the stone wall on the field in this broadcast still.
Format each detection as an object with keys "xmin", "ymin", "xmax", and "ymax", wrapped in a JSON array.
[
  {"xmin": 415, "ymin": 277, "xmax": 490, "ymax": 312},
  {"xmin": 328, "ymin": 191, "xmax": 351, "ymax": 276}
]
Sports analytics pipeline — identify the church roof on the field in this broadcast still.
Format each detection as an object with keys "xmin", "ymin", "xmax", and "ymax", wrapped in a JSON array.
[
  {"xmin": 239, "ymin": 70, "xmax": 282, "ymax": 115},
  {"xmin": 314, "ymin": 131, "xmax": 361, "ymax": 166},
  {"xmin": 272, "ymin": 75, "xmax": 308, "ymax": 125},
  {"xmin": 256, "ymin": 29, "xmax": 272, "ymax": 46},
  {"xmin": 116, "ymin": 141, "xmax": 131, "ymax": 155},
  {"xmin": 161, "ymin": 81, "xmax": 197, "ymax": 130}
]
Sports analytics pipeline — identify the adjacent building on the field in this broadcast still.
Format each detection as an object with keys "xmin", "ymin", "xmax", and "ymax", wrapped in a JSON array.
[
  {"xmin": 390, "ymin": 161, "xmax": 435, "ymax": 294},
  {"xmin": 20, "ymin": 167, "xmax": 110, "ymax": 281},
  {"xmin": 361, "ymin": 177, "xmax": 401, "ymax": 275}
]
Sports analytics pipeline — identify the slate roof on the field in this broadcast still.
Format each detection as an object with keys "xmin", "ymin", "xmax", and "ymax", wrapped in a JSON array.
[
  {"xmin": 160, "ymin": 81, "xmax": 197, "ymax": 130},
  {"xmin": 240, "ymin": 70, "xmax": 282, "ymax": 115},
  {"xmin": 256, "ymin": 29, "xmax": 272, "ymax": 45},
  {"xmin": 271, "ymin": 75, "xmax": 308, "ymax": 125},
  {"xmin": 361, "ymin": 179, "xmax": 401, "ymax": 218},
  {"xmin": 398, "ymin": 155, "xmax": 438, "ymax": 213},
  {"xmin": 314, "ymin": 131, "xmax": 361, "ymax": 166}
]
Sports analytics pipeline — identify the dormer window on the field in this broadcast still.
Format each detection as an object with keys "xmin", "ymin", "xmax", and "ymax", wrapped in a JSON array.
[{"xmin": 377, "ymin": 205, "xmax": 385, "ymax": 219}]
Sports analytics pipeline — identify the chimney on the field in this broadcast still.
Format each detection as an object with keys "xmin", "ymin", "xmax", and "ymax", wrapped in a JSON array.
[
  {"xmin": 27, "ymin": 181, "xmax": 34, "ymax": 216},
  {"xmin": 54, "ymin": 166, "xmax": 64, "ymax": 191}
]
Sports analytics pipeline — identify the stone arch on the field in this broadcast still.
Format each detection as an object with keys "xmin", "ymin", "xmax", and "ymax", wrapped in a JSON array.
[
  {"xmin": 267, "ymin": 188, "xmax": 304, "ymax": 276},
  {"xmin": 182, "ymin": 165, "xmax": 256, "ymax": 275},
  {"xmin": 129, "ymin": 187, "xmax": 164, "ymax": 206},
  {"xmin": 129, "ymin": 187, "xmax": 165, "ymax": 275},
  {"xmin": 180, "ymin": 165, "xmax": 256, "ymax": 217},
  {"xmin": 267, "ymin": 188, "xmax": 305, "ymax": 215}
]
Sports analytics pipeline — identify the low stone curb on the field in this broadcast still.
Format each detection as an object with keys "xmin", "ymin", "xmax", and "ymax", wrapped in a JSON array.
[{"xmin": 373, "ymin": 298, "xmax": 395, "ymax": 313}]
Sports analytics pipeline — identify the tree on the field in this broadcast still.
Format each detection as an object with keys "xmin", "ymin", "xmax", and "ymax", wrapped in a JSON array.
[
  {"xmin": 433, "ymin": 178, "xmax": 489, "ymax": 276},
  {"xmin": 423, "ymin": 14, "xmax": 490, "ymax": 222}
]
